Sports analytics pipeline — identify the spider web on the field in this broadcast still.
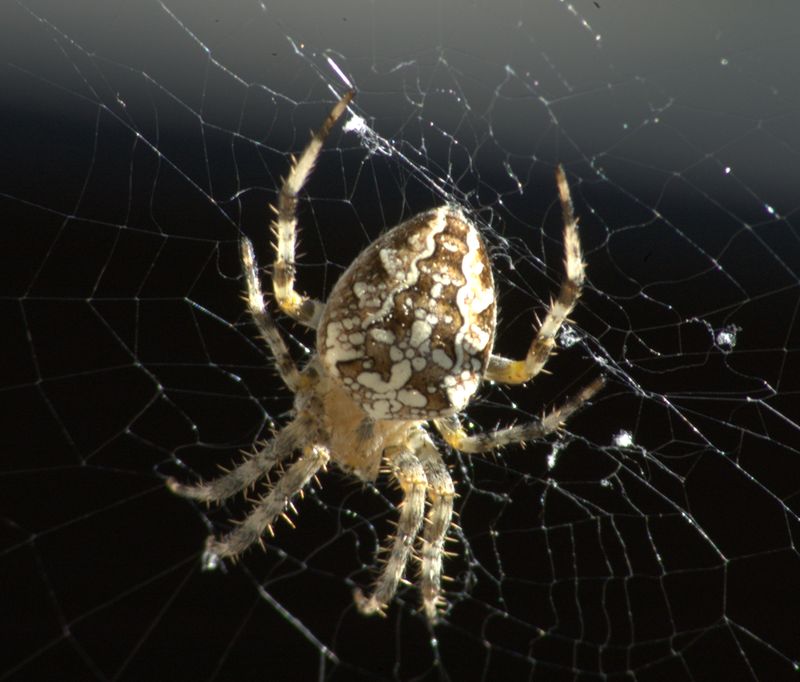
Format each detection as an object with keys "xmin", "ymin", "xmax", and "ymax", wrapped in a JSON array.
[{"xmin": 3, "ymin": 1, "xmax": 800, "ymax": 680}]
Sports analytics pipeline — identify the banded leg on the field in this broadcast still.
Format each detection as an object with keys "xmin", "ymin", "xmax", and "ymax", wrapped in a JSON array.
[
  {"xmin": 271, "ymin": 89, "xmax": 355, "ymax": 329},
  {"xmin": 416, "ymin": 439, "xmax": 455, "ymax": 622},
  {"xmin": 354, "ymin": 447, "xmax": 427, "ymax": 617},
  {"xmin": 486, "ymin": 165, "xmax": 585, "ymax": 384},
  {"xmin": 206, "ymin": 443, "xmax": 330, "ymax": 560},
  {"xmin": 435, "ymin": 376, "xmax": 605, "ymax": 453},
  {"xmin": 241, "ymin": 237, "xmax": 301, "ymax": 390},
  {"xmin": 166, "ymin": 418, "xmax": 308, "ymax": 503}
]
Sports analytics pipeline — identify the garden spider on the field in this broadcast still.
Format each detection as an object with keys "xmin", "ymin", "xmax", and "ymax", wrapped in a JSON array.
[{"xmin": 167, "ymin": 89, "xmax": 603, "ymax": 623}]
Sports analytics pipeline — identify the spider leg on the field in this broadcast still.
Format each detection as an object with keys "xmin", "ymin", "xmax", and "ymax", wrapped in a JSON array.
[
  {"xmin": 241, "ymin": 237, "xmax": 303, "ymax": 390},
  {"xmin": 486, "ymin": 165, "xmax": 585, "ymax": 385},
  {"xmin": 416, "ymin": 437, "xmax": 455, "ymax": 623},
  {"xmin": 272, "ymin": 89, "xmax": 355, "ymax": 329},
  {"xmin": 435, "ymin": 376, "xmax": 605, "ymax": 453},
  {"xmin": 354, "ymin": 444, "xmax": 427, "ymax": 618},
  {"xmin": 206, "ymin": 442, "xmax": 330, "ymax": 560},
  {"xmin": 166, "ymin": 419, "xmax": 306, "ymax": 503}
]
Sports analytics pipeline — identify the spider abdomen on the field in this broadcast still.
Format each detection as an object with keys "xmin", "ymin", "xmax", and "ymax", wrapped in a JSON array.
[{"xmin": 318, "ymin": 206, "xmax": 496, "ymax": 420}]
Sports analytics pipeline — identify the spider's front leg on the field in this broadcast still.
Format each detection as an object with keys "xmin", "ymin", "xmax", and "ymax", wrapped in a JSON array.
[
  {"xmin": 207, "ymin": 442, "xmax": 330, "ymax": 560},
  {"xmin": 354, "ymin": 443, "xmax": 427, "ymax": 618},
  {"xmin": 167, "ymin": 432, "xmax": 284, "ymax": 504},
  {"xmin": 271, "ymin": 90, "xmax": 355, "ymax": 329},
  {"xmin": 354, "ymin": 433, "xmax": 456, "ymax": 624},
  {"xmin": 168, "ymin": 415, "xmax": 332, "ymax": 570},
  {"xmin": 416, "ymin": 438, "xmax": 456, "ymax": 623},
  {"xmin": 486, "ymin": 165, "xmax": 584, "ymax": 385}
]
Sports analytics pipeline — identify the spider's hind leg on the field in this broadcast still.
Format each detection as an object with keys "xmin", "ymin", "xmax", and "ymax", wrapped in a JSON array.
[
  {"xmin": 271, "ymin": 89, "xmax": 355, "ymax": 330},
  {"xmin": 486, "ymin": 165, "xmax": 585, "ymax": 385}
]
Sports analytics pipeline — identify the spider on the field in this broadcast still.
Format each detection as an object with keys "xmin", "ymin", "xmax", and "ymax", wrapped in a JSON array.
[{"xmin": 167, "ymin": 89, "xmax": 604, "ymax": 623}]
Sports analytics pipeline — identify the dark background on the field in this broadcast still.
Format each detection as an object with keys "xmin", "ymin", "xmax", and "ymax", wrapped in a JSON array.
[{"xmin": 2, "ymin": 1, "xmax": 799, "ymax": 680}]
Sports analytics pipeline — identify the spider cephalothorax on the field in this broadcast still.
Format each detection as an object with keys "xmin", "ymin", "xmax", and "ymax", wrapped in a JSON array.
[{"xmin": 168, "ymin": 89, "xmax": 603, "ymax": 623}]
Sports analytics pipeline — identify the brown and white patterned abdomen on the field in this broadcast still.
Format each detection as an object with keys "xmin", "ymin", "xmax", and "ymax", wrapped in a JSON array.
[{"xmin": 318, "ymin": 206, "xmax": 496, "ymax": 420}]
